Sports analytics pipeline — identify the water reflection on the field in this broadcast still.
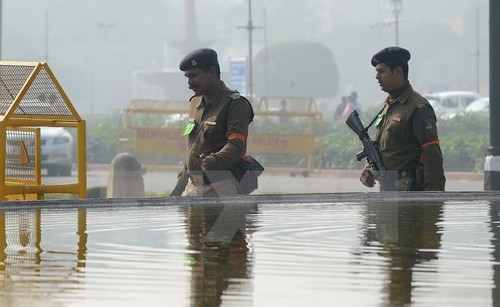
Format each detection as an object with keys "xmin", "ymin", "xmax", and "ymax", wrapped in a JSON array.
[
  {"xmin": 0, "ymin": 210, "xmax": 42, "ymax": 267},
  {"xmin": 0, "ymin": 198, "xmax": 498, "ymax": 306},
  {"xmin": 361, "ymin": 201, "xmax": 443, "ymax": 306},
  {"xmin": 76, "ymin": 208, "xmax": 87, "ymax": 268},
  {"xmin": 490, "ymin": 201, "xmax": 500, "ymax": 305},
  {"xmin": 0, "ymin": 208, "xmax": 87, "ymax": 306},
  {"xmin": 183, "ymin": 203, "xmax": 258, "ymax": 307}
]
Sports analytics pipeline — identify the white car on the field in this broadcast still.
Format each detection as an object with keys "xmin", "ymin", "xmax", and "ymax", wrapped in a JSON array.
[
  {"xmin": 464, "ymin": 97, "xmax": 489, "ymax": 116},
  {"xmin": 424, "ymin": 91, "xmax": 481, "ymax": 119},
  {"xmin": 41, "ymin": 127, "xmax": 73, "ymax": 176}
]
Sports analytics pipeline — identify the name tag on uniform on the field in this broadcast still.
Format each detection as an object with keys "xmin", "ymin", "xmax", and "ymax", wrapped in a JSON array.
[
  {"xmin": 204, "ymin": 121, "xmax": 216, "ymax": 126},
  {"xmin": 393, "ymin": 116, "xmax": 401, "ymax": 122}
]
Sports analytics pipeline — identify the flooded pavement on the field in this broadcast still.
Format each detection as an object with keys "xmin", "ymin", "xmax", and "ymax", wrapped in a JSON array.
[{"xmin": 0, "ymin": 192, "xmax": 500, "ymax": 306}]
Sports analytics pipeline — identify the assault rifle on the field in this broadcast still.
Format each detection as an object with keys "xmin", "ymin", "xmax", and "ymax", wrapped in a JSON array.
[{"xmin": 345, "ymin": 110, "xmax": 395, "ymax": 190}]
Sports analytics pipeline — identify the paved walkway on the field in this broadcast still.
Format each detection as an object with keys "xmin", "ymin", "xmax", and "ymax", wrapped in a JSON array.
[{"xmin": 85, "ymin": 165, "xmax": 486, "ymax": 195}]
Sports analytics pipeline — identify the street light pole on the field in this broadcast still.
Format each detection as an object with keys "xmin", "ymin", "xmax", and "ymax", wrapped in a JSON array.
[
  {"xmin": 263, "ymin": 9, "xmax": 268, "ymax": 97},
  {"xmin": 391, "ymin": 0, "xmax": 403, "ymax": 46},
  {"xmin": 98, "ymin": 23, "xmax": 116, "ymax": 52},
  {"xmin": 96, "ymin": 22, "xmax": 116, "ymax": 114},
  {"xmin": 0, "ymin": 0, "xmax": 3, "ymax": 60},
  {"xmin": 238, "ymin": 0, "xmax": 261, "ymax": 102},
  {"xmin": 45, "ymin": 10, "xmax": 49, "ymax": 62},
  {"xmin": 247, "ymin": 0, "xmax": 254, "ymax": 101},
  {"xmin": 475, "ymin": 6, "xmax": 480, "ymax": 93}
]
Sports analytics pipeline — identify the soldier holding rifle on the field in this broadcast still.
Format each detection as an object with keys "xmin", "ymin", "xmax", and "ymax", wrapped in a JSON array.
[{"xmin": 357, "ymin": 47, "xmax": 446, "ymax": 191}]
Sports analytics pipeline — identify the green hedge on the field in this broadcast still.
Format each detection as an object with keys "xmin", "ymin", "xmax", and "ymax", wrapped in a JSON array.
[
  {"xmin": 437, "ymin": 113, "xmax": 489, "ymax": 172},
  {"xmin": 320, "ymin": 109, "xmax": 489, "ymax": 172},
  {"xmin": 83, "ymin": 108, "xmax": 490, "ymax": 172}
]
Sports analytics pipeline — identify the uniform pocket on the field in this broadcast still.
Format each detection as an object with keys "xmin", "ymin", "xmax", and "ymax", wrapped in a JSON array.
[
  {"xmin": 386, "ymin": 121, "xmax": 403, "ymax": 138},
  {"xmin": 386, "ymin": 120, "xmax": 412, "ymax": 143},
  {"xmin": 202, "ymin": 118, "xmax": 223, "ymax": 142}
]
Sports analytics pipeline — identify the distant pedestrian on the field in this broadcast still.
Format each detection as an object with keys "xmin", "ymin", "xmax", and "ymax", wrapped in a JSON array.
[
  {"xmin": 341, "ymin": 95, "xmax": 356, "ymax": 120},
  {"xmin": 279, "ymin": 99, "xmax": 288, "ymax": 123},
  {"xmin": 349, "ymin": 91, "xmax": 361, "ymax": 112},
  {"xmin": 334, "ymin": 96, "xmax": 348, "ymax": 119}
]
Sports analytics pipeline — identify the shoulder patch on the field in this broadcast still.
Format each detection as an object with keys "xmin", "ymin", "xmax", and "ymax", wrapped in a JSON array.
[{"xmin": 424, "ymin": 119, "xmax": 433, "ymax": 129}]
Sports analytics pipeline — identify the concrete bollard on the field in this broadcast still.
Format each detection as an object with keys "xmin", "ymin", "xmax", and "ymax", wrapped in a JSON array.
[{"xmin": 106, "ymin": 153, "xmax": 145, "ymax": 198}]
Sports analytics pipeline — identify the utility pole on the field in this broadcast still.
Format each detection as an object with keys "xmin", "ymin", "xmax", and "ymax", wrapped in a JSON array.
[
  {"xmin": 0, "ymin": 0, "xmax": 3, "ymax": 60},
  {"xmin": 238, "ymin": 0, "xmax": 261, "ymax": 102},
  {"xmin": 475, "ymin": 6, "xmax": 480, "ymax": 93},
  {"xmin": 391, "ymin": 0, "xmax": 403, "ymax": 46},
  {"xmin": 263, "ymin": 9, "xmax": 268, "ymax": 97},
  {"xmin": 45, "ymin": 10, "xmax": 49, "ymax": 62},
  {"xmin": 98, "ymin": 23, "xmax": 116, "ymax": 52}
]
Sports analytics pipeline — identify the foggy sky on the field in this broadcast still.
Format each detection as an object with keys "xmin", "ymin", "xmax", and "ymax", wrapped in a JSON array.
[{"xmin": 2, "ymin": 0, "xmax": 489, "ymax": 115}]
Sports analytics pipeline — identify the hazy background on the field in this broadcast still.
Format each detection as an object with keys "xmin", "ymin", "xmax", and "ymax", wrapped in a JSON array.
[{"xmin": 2, "ymin": 0, "xmax": 489, "ymax": 115}]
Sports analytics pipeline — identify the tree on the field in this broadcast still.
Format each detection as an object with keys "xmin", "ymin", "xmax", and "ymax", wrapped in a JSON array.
[{"xmin": 253, "ymin": 41, "xmax": 339, "ymax": 98}]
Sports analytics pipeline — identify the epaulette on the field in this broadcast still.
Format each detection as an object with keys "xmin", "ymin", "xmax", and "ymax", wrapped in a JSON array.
[
  {"xmin": 189, "ymin": 95, "xmax": 201, "ymax": 102},
  {"xmin": 228, "ymin": 92, "xmax": 242, "ymax": 100},
  {"xmin": 189, "ymin": 96, "xmax": 202, "ymax": 118},
  {"xmin": 222, "ymin": 92, "xmax": 254, "ymax": 123},
  {"xmin": 416, "ymin": 97, "xmax": 431, "ymax": 109}
]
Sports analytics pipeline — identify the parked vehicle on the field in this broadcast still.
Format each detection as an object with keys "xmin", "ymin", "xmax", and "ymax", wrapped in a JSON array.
[
  {"xmin": 464, "ymin": 97, "xmax": 489, "ymax": 116},
  {"xmin": 41, "ymin": 127, "xmax": 73, "ymax": 176},
  {"xmin": 424, "ymin": 91, "xmax": 481, "ymax": 119},
  {"xmin": 6, "ymin": 127, "xmax": 72, "ymax": 177}
]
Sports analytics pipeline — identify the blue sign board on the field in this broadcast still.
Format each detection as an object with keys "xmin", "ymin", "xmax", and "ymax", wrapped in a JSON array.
[{"xmin": 229, "ymin": 57, "xmax": 247, "ymax": 95}]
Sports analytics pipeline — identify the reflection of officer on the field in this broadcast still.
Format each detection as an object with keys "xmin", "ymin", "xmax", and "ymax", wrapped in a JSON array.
[
  {"xmin": 184, "ymin": 204, "xmax": 257, "ymax": 306},
  {"xmin": 362, "ymin": 202, "xmax": 443, "ymax": 305},
  {"xmin": 174, "ymin": 48, "xmax": 255, "ymax": 196},
  {"xmin": 490, "ymin": 202, "xmax": 500, "ymax": 305},
  {"xmin": 360, "ymin": 47, "xmax": 446, "ymax": 191}
]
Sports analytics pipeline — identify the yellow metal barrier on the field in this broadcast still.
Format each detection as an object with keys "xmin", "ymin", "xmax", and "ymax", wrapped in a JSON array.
[
  {"xmin": 117, "ymin": 99, "xmax": 188, "ymax": 164},
  {"xmin": 117, "ymin": 97, "xmax": 323, "ymax": 172},
  {"xmin": 3, "ymin": 127, "xmax": 41, "ymax": 200},
  {"xmin": 250, "ymin": 97, "xmax": 323, "ymax": 171},
  {"xmin": 0, "ymin": 61, "xmax": 87, "ymax": 200}
]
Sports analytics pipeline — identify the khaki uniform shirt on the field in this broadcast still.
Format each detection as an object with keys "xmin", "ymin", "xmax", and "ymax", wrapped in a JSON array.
[
  {"xmin": 185, "ymin": 81, "xmax": 253, "ymax": 187},
  {"xmin": 373, "ymin": 84, "xmax": 446, "ymax": 191}
]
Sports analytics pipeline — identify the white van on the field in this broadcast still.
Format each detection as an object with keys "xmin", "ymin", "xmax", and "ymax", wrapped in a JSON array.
[
  {"xmin": 424, "ymin": 91, "xmax": 481, "ymax": 119},
  {"xmin": 41, "ymin": 127, "xmax": 73, "ymax": 176},
  {"xmin": 6, "ymin": 127, "xmax": 73, "ymax": 177}
]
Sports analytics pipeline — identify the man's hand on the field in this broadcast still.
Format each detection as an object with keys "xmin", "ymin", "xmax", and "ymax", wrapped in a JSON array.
[
  {"xmin": 195, "ymin": 152, "xmax": 208, "ymax": 171},
  {"xmin": 360, "ymin": 169, "xmax": 375, "ymax": 188}
]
